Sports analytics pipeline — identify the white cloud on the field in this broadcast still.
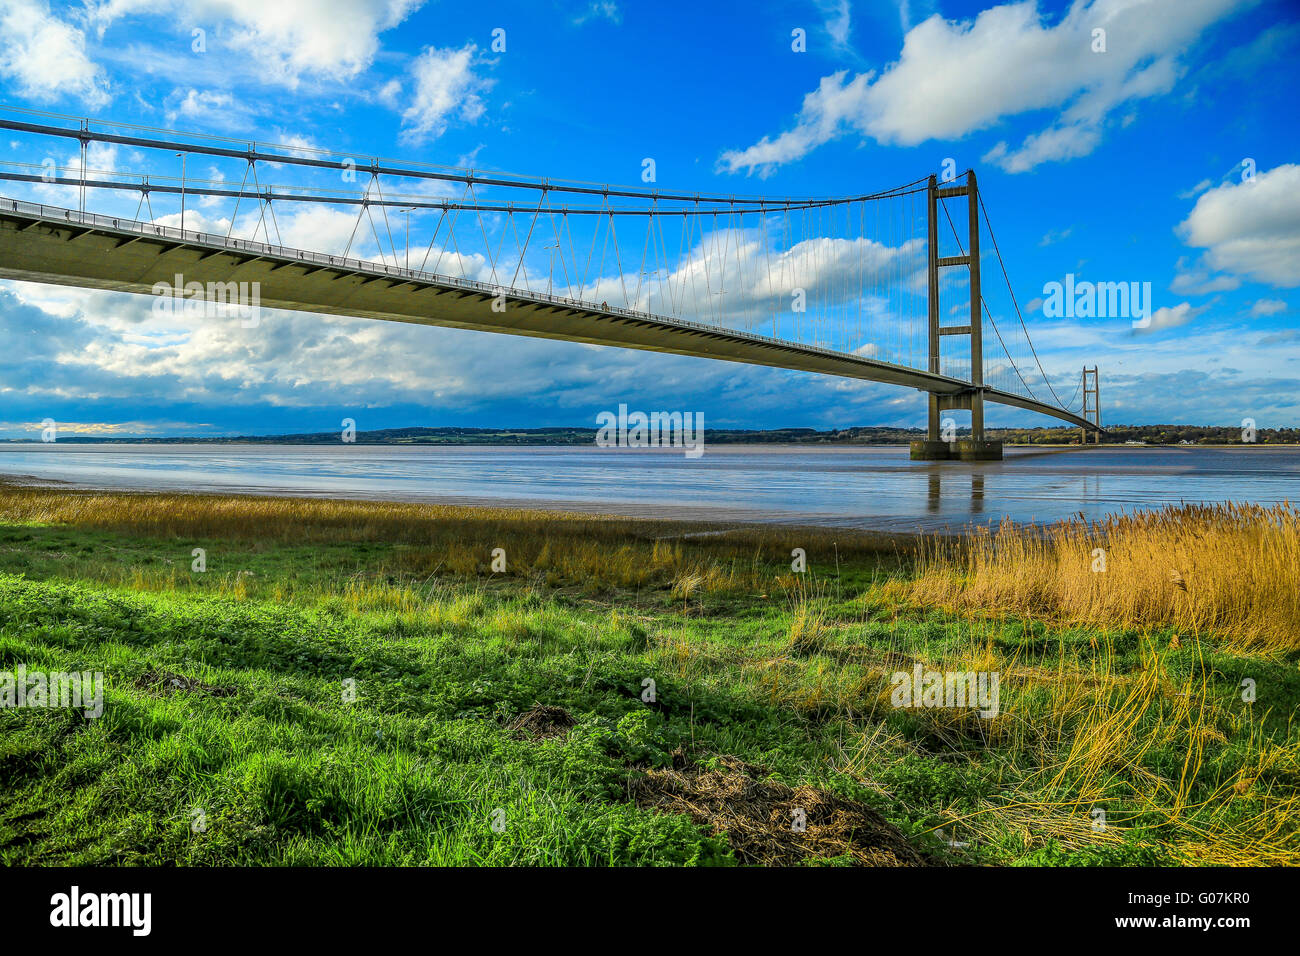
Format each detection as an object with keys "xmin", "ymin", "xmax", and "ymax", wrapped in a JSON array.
[
  {"xmin": 274, "ymin": 206, "xmax": 368, "ymax": 255},
  {"xmin": 27, "ymin": 141, "xmax": 122, "ymax": 208},
  {"xmin": 895, "ymin": 1, "xmax": 913, "ymax": 32},
  {"xmin": 87, "ymin": 0, "xmax": 423, "ymax": 87},
  {"xmin": 0, "ymin": 277, "xmax": 831, "ymax": 423},
  {"xmin": 1178, "ymin": 178, "xmax": 1213, "ymax": 199},
  {"xmin": 1250, "ymin": 298, "xmax": 1286, "ymax": 317},
  {"xmin": 377, "ymin": 77, "xmax": 403, "ymax": 107},
  {"xmin": 0, "ymin": 0, "xmax": 109, "ymax": 105},
  {"xmin": 982, "ymin": 111, "xmax": 1104, "ymax": 173},
  {"xmin": 573, "ymin": 2, "xmax": 621, "ymax": 26},
  {"xmin": 399, "ymin": 44, "xmax": 490, "ymax": 142},
  {"xmin": 164, "ymin": 88, "xmax": 238, "ymax": 128},
  {"xmin": 984, "ymin": 49, "xmax": 1184, "ymax": 172},
  {"xmin": 820, "ymin": 0, "xmax": 851, "ymax": 49},
  {"xmin": 1169, "ymin": 254, "xmax": 1240, "ymax": 296},
  {"xmin": 719, "ymin": 0, "xmax": 1247, "ymax": 177},
  {"xmin": 1136, "ymin": 301, "xmax": 1199, "ymax": 333},
  {"xmin": 719, "ymin": 70, "xmax": 874, "ymax": 177},
  {"xmin": 268, "ymin": 133, "xmax": 323, "ymax": 160},
  {"xmin": 1177, "ymin": 163, "xmax": 1300, "ymax": 288}
]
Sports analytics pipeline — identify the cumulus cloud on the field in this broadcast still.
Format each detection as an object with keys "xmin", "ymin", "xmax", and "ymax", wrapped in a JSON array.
[
  {"xmin": 0, "ymin": 0, "xmax": 109, "ymax": 105},
  {"xmin": 86, "ymin": 0, "xmax": 423, "ymax": 87},
  {"xmin": 1177, "ymin": 163, "xmax": 1300, "ymax": 288},
  {"xmin": 1099, "ymin": 366, "xmax": 1300, "ymax": 425},
  {"xmin": 982, "ymin": 117, "xmax": 1104, "ymax": 174},
  {"xmin": 0, "ymin": 275, "xmax": 930, "ymax": 436},
  {"xmin": 540, "ymin": 224, "xmax": 926, "ymax": 356},
  {"xmin": 1135, "ymin": 301, "xmax": 1200, "ymax": 333},
  {"xmin": 719, "ymin": 0, "xmax": 1247, "ymax": 177},
  {"xmin": 1170, "ymin": 255, "xmax": 1241, "ymax": 296},
  {"xmin": 1250, "ymin": 298, "xmax": 1286, "ymax": 317},
  {"xmin": 4, "ymin": 271, "xmax": 1299, "ymax": 434}
]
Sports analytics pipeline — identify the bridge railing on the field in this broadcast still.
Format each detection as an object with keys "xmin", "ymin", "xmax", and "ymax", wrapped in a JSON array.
[{"xmin": 4, "ymin": 196, "xmax": 970, "ymax": 381}]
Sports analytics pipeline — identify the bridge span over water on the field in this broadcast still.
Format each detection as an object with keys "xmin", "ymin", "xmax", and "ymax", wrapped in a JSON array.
[{"xmin": 0, "ymin": 112, "xmax": 1102, "ymax": 458}]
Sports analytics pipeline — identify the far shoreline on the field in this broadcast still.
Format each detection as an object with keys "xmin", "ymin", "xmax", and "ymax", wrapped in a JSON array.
[
  {"xmin": 2, "ymin": 439, "xmax": 1298, "ymax": 449},
  {"xmin": 2, "ymin": 442, "xmax": 1300, "ymax": 447}
]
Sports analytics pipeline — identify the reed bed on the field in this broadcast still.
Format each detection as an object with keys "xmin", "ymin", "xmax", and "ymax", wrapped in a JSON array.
[
  {"xmin": 692, "ymin": 619, "xmax": 1300, "ymax": 866},
  {"xmin": 908, "ymin": 502, "xmax": 1300, "ymax": 651},
  {"xmin": 0, "ymin": 482, "xmax": 907, "ymax": 598}
]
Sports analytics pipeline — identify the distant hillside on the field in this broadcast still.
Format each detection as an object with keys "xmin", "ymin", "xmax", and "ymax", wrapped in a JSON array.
[
  {"xmin": 5, "ymin": 424, "xmax": 1297, "ymax": 445},
  {"xmin": 988, "ymin": 424, "xmax": 1300, "ymax": 445},
  {"xmin": 13, "ymin": 425, "xmax": 921, "ymax": 445}
]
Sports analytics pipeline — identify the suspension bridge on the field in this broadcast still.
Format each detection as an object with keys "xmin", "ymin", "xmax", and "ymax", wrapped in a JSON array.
[{"xmin": 0, "ymin": 110, "xmax": 1102, "ymax": 460}]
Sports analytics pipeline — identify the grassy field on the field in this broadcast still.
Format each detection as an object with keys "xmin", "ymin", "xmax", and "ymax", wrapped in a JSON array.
[{"xmin": 1, "ymin": 483, "xmax": 1297, "ymax": 866}]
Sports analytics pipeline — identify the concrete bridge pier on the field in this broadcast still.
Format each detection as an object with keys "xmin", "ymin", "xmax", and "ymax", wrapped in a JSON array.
[
  {"xmin": 910, "ymin": 390, "xmax": 1003, "ymax": 461},
  {"xmin": 951, "ymin": 438, "xmax": 1004, "ymax": 461},
  {"xmin": 910, "ymin": 438, "xmax": 1003, "ymax": 461}
]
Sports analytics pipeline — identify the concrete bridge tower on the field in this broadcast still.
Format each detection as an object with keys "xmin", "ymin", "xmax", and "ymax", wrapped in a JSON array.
[{"xmin": 911, "ymin": 170, "xmax": 1003, "ymax": 462}]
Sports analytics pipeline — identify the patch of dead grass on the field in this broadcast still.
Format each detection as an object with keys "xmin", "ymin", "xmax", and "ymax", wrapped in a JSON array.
[{"xmin": 631, "ymin": 757, "xmax": 924, "ymax": 866}]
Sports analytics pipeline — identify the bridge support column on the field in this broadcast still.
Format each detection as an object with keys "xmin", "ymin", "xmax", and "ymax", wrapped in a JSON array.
[
  {"xmin": 961, "ymin": 172, "xmax": 999, "ymax": 461},
  {"xmin": 912, "ymin": 170, "xmax": 1002, "ymax": 462},
  {"xmin": 926, "ymin": 174, "xmax": 942, "ymax": 444},
  {"xmin": 1082, "ymin": 365, "xmax": 1100, "ymax": 443},
  {"xmin": 968, "ymin": 169, "xmax": 985, "ymax": 443}
]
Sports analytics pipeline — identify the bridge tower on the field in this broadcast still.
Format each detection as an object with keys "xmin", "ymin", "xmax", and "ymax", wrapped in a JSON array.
[
  {"xmin": 911, "ymin": 169, "xmax": 1003, "ymax": 462},
  {"xmin": 1081, "ymin": 366, "xmax": 1100, "ymax": 444}
]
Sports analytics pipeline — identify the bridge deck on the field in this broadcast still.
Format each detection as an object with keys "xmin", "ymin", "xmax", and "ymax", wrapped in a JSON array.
[{"xmin": 0, "ymin": 199, "xmax": 1096, "ymax": 431}]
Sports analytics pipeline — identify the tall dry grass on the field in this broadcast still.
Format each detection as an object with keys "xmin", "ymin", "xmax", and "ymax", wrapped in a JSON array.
[
  {"xmin": 908, "ymin": 503, "xmax": 1300, "ymax": 651},
  {"xmin": 826, "ymin": 631, "xmax": 1300, "ymax": 865},
  {"xmin": 0, "ymin": 482, "xmax": 906, "ymax": 596}
]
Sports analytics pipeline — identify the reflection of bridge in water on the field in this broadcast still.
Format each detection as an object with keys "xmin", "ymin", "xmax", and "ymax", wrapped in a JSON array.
[
  {"xmin": 0, "ymin": 111, "xmax": 1103, "ymax": 460},
  {"xmin": 926, "ymin": 471, "xmax": 985, "ymax": 515},
  {"xmin": 924, "ymin": 466, "xmax": 1111, "ymax": 519}
]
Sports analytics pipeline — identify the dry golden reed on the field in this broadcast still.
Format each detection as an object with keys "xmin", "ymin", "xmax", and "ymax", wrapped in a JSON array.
[
  {"xmin": 909, "ymin": 502, "xmax": 1300, "ymax": 651},
  {"xmin": 0, "ymin": 482, "xmax": 905, "ymax": 596}
]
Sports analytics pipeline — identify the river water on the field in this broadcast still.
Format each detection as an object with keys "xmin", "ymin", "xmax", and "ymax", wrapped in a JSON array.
[{"xmin": 0, "ymin": 443, "xmax": 1294, "ymax": 532}]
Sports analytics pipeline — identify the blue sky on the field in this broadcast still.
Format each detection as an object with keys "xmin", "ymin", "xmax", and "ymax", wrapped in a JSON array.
[{"xmin": 0, "ymin": 0, "xmax": 1297, "ymax": 438}]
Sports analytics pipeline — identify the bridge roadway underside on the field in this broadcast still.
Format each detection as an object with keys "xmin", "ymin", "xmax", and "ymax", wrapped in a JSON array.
[{"xmin": 0, "ymin": 205, "xmax": 1095, "ymax": 433}]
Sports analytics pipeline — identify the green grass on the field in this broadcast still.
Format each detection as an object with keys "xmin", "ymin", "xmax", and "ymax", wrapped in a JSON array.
[{"xmin": 1, "ymin": 506, "xmax": 1297, "ymax": 867}]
